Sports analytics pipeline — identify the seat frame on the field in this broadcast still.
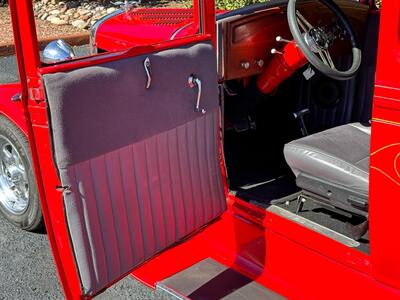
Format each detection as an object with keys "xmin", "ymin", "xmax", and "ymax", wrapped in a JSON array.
[{"xmin": 296, "ymin": 173, "xmax": 368, "ymax": 218}]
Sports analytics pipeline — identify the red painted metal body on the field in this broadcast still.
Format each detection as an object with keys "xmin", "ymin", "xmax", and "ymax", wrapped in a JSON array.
[
  {"xmin": 1, "ymin": 0, "xmax": 400, "ymax": 299},
  {"xmin": 256, "ymin": 42, "xmax": 307, "ymax": 94},
  {"xmin": 0, "ymin": 83, "xmax": 27, "ymax": 135},
  {"xmin": 94, "ymin": 8, "xmax": 197, "ymax": 51},
  {"xmin": 93, "ymin": 7, "xmax": 226, "ymax": 52}
]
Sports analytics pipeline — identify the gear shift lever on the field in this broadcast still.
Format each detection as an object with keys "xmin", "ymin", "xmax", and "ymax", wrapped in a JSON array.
[{"xmin": 293, "ymin": 108, "xmax": 310, "ymax": 136}]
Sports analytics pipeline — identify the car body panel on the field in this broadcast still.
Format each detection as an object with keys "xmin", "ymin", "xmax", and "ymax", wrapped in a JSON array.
[
  {"xmin": 94, "ymin": 8, "xmax": 196, "ymax": 52},
  {"xmin": 131, "ymin": 202, "xmax": 400, "ymax": 299},
  {"xmin": 0, "ymin": 83, "xmax": 28, "ymax": 135},
  {"xmin": 93, "ymin": 7, "xmax": 229, "ymax": 53}
]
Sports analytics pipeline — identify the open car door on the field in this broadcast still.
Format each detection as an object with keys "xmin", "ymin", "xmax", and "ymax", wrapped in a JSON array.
[
  {"xmin": 43, "ymin": 40, "xmax": 225, "ymax": 297},
  {"xmin": 43, "ymin": 39, "xmax": 225, "ymax": 296},
  {"xmin": 11, "ymin": 1, "xmax": 226, "ymax": 296}
]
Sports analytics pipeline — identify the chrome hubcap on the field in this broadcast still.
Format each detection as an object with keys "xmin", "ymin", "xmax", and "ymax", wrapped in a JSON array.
[{"xmin": 0, "ymin": 136, "xmax": 29, "ymax": 214}]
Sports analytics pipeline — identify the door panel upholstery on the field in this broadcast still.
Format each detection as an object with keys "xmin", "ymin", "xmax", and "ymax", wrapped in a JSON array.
[{"xmin": 43, "ymin": 42, "xmax": 226, "ymax": 295}]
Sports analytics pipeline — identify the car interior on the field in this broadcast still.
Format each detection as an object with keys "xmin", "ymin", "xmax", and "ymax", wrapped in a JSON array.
[{"xmin": 219, "ymin": 0, "xmax": 378, "ymax": 253}]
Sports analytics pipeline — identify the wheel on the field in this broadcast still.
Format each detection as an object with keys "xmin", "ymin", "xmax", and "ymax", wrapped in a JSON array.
[{"xmin": 0, "ymin": 115, "xmax": 43, "ymax": 231}]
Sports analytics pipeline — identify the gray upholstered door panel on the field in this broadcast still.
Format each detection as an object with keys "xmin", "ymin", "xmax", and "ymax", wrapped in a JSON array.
[{"xmin": 43, "ymin": 42, "xmax": 226, "ymax": 295}]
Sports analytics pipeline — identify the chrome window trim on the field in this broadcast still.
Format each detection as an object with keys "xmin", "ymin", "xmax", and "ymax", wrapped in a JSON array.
[
  {"xmin": 170, "ymin": 22, "xmax": 194, "ymax": 40},
  {"xmin": 90, "ymin": 9, "xmax": 124, "ymax": 54},
  {"xmin": 198, "ymin": 0, "xmax": 204, "ymax": 34}
]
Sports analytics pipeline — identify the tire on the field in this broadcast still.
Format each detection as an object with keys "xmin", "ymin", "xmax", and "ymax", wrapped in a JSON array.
[{"xmin": 0, "ymin": 115, "xmax": 43, "ymax": 231}]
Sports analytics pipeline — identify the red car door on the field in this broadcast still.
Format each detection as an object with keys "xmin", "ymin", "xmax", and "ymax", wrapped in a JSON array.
[
  {"xmin": 43, "ymin": 42, "xmax": 226, "ymax": 298},
  {"xmin": 10, "ymin": 1, "xmax": 225, "ymax": 298},
  {"xmin": 45, "ymin": 41, "xmax": 226, "ymax": 299}
]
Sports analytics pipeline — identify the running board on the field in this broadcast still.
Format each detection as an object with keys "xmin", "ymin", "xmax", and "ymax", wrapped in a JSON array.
[
  {"xmin": 267, "ymin": 205, "xmax": 360, "ymax": 248},
  {"xmin": 156, "ymin": 258, "xmax": 286, "ymax": 300}
]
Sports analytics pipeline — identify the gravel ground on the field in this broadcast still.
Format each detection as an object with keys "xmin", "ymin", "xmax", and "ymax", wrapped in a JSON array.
[{"xmin": 0, "ymin": 212, "xmax": 174, "ymax": 299}]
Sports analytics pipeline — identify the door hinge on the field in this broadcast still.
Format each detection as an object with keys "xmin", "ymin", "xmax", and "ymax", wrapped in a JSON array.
[
  {"xmin": 29, "ymin": 87, "xmax": 45, "ymax": 103},
  {"xmin": 56, "ymin": 185, "xmax": 72, "ymax": 194}
]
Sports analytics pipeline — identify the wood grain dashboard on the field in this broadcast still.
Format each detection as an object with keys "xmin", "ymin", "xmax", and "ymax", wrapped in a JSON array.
[{"xmin": 219, "ymin": 1, "xmax": 369, "ymax": 81}]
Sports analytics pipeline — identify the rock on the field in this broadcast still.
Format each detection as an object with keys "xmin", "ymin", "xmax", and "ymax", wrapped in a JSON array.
[
  {"xmin": 49, "ymin": 9, "xmax": 60, "ymax": 15},
  {"xmin": 66, "ymin": 1, "xmax": 79, "ymax": 9},
  {"xmin": 46, "ymin": 15, "xmax": 57, "ymax": 21},
  {"xmin": 107, "ymin": 7, "xmax": 117, "ymax": 14},
  {"xmin": 72, "ymin": 19, "xmax": 88, "ymax": 29},
  {"xmin": 65, "ymin": 9, "xmax": 75, "ymax": 16},
  {"xmin": 81, "ymin": 14, "xmax": 91, "ymax": 21},
  {"xmin": 51, "ymin": 17, "xmax": 69, "ymax": 25},
  {"xmin": 40, "ymin": 13, "xmax": 49, "ymax": 20},
  {"xmin": 78, "ymin": 9, "xmax": 91, "ymax": 15},
  {"xmin": 60, "ymin": 5, "xmax": 68, "ymax": 13}
]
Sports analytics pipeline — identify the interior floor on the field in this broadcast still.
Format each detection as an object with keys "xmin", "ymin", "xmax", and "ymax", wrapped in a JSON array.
[{"xmin": 224, "ymin": 86, "xmax": 302, "ymax": 205}]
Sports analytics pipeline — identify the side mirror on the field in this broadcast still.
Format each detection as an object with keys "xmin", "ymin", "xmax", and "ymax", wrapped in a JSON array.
[{"xmin": 42, "ymin": 39, "xmax": 76, "ymax": 64}]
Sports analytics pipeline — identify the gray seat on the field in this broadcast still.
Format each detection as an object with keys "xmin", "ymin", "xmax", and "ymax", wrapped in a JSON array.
[{"xmin": 284, "ymin": 123, "xmax": 370, "ymax": 217}]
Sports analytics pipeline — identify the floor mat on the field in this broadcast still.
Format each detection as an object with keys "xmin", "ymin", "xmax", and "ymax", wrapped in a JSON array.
[{"xmin": 235, "ymin": 176, "xmax": 300, "ymax": 205}]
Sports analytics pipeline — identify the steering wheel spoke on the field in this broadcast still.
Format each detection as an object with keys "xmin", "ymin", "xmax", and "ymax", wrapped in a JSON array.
[
  {"xmin": 296, "ymin": 10, "xmax": 313, "ymax": 32},
  {"xmin": 318, "ymin": 50, "xmax": 336, "ymax": 69}
]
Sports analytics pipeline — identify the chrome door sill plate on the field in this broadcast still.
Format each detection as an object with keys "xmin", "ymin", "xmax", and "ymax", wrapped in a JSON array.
[
  {"xmin": 156, "ymin": 258, "xmax": 286, "ymax": 300},
  {"xmin": 267, "ymin": 205, "xmax": 360, "ymax": 248}
]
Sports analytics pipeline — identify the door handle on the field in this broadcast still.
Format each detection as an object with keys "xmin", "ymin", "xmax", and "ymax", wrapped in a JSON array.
[
  {"xmin": 11, "ymin": 92, "xmax": 22, "ymax": 102},
  {"xmin": 188, "ymin": 75, "xmax": 206, "ymax": 114}
]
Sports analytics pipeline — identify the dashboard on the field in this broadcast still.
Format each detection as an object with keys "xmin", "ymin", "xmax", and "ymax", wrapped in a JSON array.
[{"xmin": 218, "ymin": 1, "xmax": 369, "ymax": 81}]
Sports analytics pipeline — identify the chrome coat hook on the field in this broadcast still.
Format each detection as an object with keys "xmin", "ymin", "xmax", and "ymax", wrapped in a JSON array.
[
  {"xmin": 143, "ymin": 57, "xmax": 151, "ymax": 89},
  {"xmin": 188, "ymin": 75, "xmax": 206, "ymax": 114}
]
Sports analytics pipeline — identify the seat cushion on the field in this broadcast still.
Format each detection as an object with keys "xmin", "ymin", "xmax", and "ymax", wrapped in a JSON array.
[{"xmin": 284, "ymin": 123, "xmax": 370, "ymax": 196}]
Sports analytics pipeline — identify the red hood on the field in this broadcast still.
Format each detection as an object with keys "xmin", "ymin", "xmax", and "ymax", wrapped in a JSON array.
[{"xmin": 94, "ymin": 8, "xmax": 198, "ymax": 52}]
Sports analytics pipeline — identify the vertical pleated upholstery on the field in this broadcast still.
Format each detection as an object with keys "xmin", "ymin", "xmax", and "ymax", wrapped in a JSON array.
[
  {"xmin": 60, "ymin": 111, "xmax": 225, "ymax": 295},
  {"xmin": 43, "ymin": 42, "xmax": 226, "ymax": 295}
]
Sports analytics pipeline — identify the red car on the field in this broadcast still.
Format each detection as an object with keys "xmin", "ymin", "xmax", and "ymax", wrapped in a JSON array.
[{"xmin": 2, "ymin": 0, "xmax": 400, "ymax": 299}]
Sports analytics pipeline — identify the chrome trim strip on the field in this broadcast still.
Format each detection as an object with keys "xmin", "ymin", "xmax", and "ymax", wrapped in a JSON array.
[
  {"xmin": 170, "ymin": 22, "xmax": 193, "ymax": 40},
  {"xmin": 198, "ymin": 0, "xmax": 204, "ymax": 34},
  {"xmin": 267, "ymin": 205, "xmax": 361, "ymax": 248},
  {"xmin": 216, "ymin": 21, "xmax": 224, "ymax": 80},
  {"xmin": 156, "ymin": 283, "xmax": 188, "ymax": 300},
  {"xmin": 90, "ymin": 9, "xmax": 124, "ymax": 54}
]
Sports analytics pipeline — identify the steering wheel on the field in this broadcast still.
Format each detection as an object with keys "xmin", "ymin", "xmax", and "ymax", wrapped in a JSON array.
[{"xmin": 287, "ymin": 0, "xmax": 362, "ymax": 80}]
